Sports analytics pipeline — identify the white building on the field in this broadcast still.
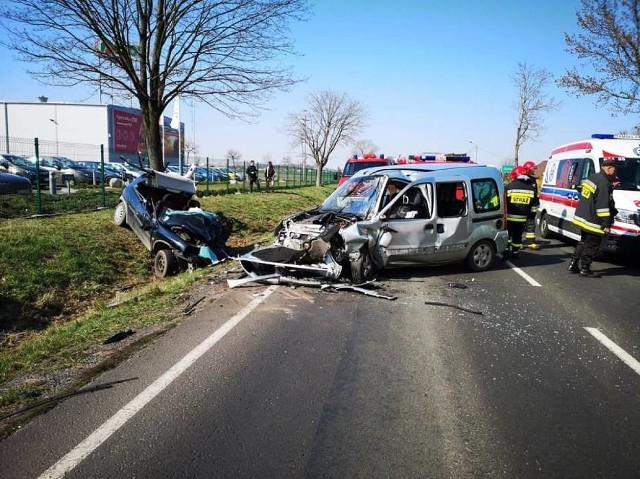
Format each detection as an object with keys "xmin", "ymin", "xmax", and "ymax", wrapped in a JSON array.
[{"xmin": 0, "ymin": 100, "xmax": 182, "ymax": 164}]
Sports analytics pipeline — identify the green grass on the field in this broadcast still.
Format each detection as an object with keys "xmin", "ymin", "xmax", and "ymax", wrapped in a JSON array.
[{"xmin": 0, "ymin": 185, "xmax": 335, "ymax": 420}]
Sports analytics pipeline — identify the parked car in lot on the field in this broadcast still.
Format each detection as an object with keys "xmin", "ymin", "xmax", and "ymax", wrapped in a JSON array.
[
  {"xmin": 195, "ymin": 166, "xmax": 225, "ymax": 182},
  {"xmin": 238, "ymin": 163, "xmax": 508, "ymax": 283},
  {"xmin": 26, "ymin": 156, "xmax": 77, "ymax": 185},
  {"xmin": 0, "ymin": 153, "xmax": 49, "ymax": 188},
  {"xmin": 108, "ymin": 162, "xmax": 145, "ymax": 182},
  {"xmin": 0, "ymin": 171, "xmax": 32, "ymax": 194},
  {"xmin": 113, "ymin": 168, "xmax": 235, "ymax": 277},
  {"xmin": 77, "ymin": 161, "xmax": 123, "ymax": 183},
  {"xmin": 52, "ymin": 157, "xmax": 103, "ymax": 185}
]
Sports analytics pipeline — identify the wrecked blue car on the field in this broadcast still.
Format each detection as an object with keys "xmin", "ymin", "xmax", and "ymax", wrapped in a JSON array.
[{"xmin": 113, "ymin": 169, "xmax": 233, "ymax": 277}]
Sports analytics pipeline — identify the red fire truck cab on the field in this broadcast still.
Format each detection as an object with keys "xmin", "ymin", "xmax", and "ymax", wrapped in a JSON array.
[{"xmin": 338, "ymin": 153, "xmax": 389, "ymax": 185}]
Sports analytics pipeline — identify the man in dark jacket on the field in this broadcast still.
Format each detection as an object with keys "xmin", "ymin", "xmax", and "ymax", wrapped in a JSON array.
[
  {"xmin": 568, "ymin": 158, "xmax": 618, "ymax": 277},
  {"xmin": 505, "ymin": 165, "xmax": 537, "ymax": 259},
  {"xmin": 264, "ymin": 161, "xmax": 276, "ymax": 192},
  {"xmin": 246, "ymin": 160, "xmax": 260, "ymax": 193}
]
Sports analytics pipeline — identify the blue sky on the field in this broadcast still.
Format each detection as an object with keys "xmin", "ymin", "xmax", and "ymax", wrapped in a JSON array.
[{"xmin": 0, "ymin": 0, "xmax": 635, "ymax": 169}]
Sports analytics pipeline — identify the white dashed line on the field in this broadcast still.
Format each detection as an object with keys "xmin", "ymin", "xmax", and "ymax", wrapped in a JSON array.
[
  {"xmin": 38, "ymin": 285, "xmax": 279, "ymax": 479},
  {"xmin": 585, "ymin": 327, "xmax": 640, "ymax": 377},
  {"xmin": 504, "ymin": 260, "xmax": 542, "ymax": 287}
]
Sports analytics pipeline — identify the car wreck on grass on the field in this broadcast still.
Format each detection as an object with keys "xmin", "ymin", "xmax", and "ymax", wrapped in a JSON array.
[
  {"xmin": 114, "ymin": 168, "xmax": 234, "ymax": 278},
  {"xmin": 237, "ymin": 163, "xmax": 509, "ymax": 284}
]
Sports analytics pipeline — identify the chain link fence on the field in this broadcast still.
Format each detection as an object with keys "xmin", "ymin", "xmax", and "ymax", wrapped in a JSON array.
[{"xmin": 1, "ymin": 136, "xmax": 340, "ymax": 219}]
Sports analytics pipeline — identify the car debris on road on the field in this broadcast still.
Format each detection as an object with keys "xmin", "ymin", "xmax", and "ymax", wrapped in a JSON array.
[{"xmin": 226, "ymin": 270, "xmax": 397, "ymax": 300}]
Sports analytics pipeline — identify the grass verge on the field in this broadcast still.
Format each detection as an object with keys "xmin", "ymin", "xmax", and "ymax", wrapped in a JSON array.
[{"xmin": 0, "ymin": 185, "xmax": 335, "ymax": 436}]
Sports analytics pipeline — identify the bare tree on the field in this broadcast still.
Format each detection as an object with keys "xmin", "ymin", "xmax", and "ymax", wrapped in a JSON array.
[
  {"xmin": 353, "ymin": 139, "xmax": 379, "ymax": 156},
  {"xmin": 559, "ymin": 0, "xmax": 640, "ymax": 114},
  {"xmin": 512, "ymin": 62, "xmax": 560, "ymax": 166},
  {"xmin": 0, "ymin": 0, "xmax": 309, "ymax": 170},
  {"xmin": 183, "ymin": 137, "xmax": 198, "ymax": 164},
  {"xmin": 226, "ymin": 148, "xmax": 242, "ymax": 170},
  {"xmin": 286, "ymin": 90, "xmax": 368, "ymax": 186}
]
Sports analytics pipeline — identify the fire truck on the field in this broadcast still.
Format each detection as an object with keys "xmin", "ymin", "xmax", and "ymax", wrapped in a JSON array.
[{"xmin": 338, "ymin": 153, "xmax": 389, "ymax": 185}]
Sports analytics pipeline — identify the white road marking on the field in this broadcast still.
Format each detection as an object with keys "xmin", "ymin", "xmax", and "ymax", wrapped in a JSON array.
[
  {"xmin": 504, "ymin": 260, "xmax": 542, "ymax": 287},
  {"xmin": 38, "ymin": 285, "xmax": 279, "ymax": 479},
  {"xmin": 585, "ymin": 327, "xmax": 640, "ymax": 377}
]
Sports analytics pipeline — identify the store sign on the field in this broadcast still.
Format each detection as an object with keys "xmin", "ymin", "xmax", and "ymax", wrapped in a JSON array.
[
  {"xmin": 114, "ymin": 109, "xmax": 181, "ymax": 156},
  {"xmin": 113, "ymin": 110, "xmax": 144, "ymax": 153}
]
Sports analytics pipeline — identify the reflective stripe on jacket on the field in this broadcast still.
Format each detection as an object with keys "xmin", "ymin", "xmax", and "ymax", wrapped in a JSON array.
[
  {"xmin": 572, "ymin": 171, "xmax": 615, "ymax": 235},
  {"xmin": 506, "ymin": 177, "xmax": 537, "ymax": 223}
]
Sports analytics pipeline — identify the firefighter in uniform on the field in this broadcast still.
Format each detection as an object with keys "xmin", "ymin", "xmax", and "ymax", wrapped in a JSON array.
[
  {"xmin": 520, "ymin": 161, "xmax": 540, "ymax": 249},
  {"xmin": 505, "ymin": 166, "xmax": 537, "ymax": 259},
  {"xmin": 568, "ymin": 158, "xmax": 618, "ymax": 277}
]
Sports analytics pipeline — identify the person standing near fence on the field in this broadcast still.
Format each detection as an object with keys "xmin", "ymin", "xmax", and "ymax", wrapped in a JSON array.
[
  {"xmin": 265, "ymin": 161, "xmax": 276, "ymax": 192},
  {"xmin": 246, "ymin": 159, "xmax": 260, "ymax": 193}
]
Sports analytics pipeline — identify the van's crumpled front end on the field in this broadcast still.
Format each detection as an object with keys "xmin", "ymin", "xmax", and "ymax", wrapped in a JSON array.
[
  {"xmin": 238, "ymin": 175, "xmax": 385, "ymax": 282},
  {"xmin": 238, "ymin": 209, "xmax": 362, "ymax": 280}
]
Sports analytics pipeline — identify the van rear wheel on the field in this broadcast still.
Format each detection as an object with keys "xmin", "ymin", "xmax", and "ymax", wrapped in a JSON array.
[
  {"xmin": 539, "ymin": 212, "xmax": 554, "ymax": 239},
  {"xmin": 466, "ymin": 240, "xmax": 495, "ymax": 272}
]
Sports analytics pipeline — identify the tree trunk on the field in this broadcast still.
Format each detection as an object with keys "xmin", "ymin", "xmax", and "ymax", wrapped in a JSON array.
[
  {"xmin": 141, "ymin": 107, "xmax": 164, "ymax": 171},
  {"xmin": 315, "ymin": 165, "xmax": 323, "ymax": 186},
  {"xmin": 514, "ymin": 127, "xmax": 521, "ymax": 167}
]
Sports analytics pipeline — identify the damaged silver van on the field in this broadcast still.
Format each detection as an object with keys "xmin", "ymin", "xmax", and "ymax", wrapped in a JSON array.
[{"xmin": 238, "ymin": 163, "xmax": 509, "ymax": 283}]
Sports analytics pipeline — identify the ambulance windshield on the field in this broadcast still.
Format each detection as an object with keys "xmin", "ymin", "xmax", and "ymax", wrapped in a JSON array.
[{"xmin": 614, "ymin": 157, "xmax": 640, "ymax": 191}]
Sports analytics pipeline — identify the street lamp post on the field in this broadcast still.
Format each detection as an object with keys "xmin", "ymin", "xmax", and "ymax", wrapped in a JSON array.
[
  {"xmin": 301, "ymin": 113, "xmax": 308, "ymax": 183},
  {"xmin": 469, "ymin": 140, "xmax": 478, "ymax": 163},
  {"xmin": 49, "ymin": 118, "xmax": 59, "ymax": 155}
]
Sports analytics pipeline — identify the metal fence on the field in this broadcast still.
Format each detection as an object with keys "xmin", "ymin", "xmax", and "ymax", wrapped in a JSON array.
[{"xmin": 1, "ymin": 136, "xmax": 340, "ymax": 219}]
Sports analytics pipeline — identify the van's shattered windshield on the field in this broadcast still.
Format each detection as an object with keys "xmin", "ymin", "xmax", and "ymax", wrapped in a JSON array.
[
  {"xmin": 320, "ymin": 175, "xmax": 385, "ymax": 218},
  {"xmin": 615, "ymin": 157, "xmax": 640, "ymax": 191}
]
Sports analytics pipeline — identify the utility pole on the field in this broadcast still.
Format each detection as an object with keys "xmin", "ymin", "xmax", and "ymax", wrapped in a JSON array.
[
  {"xmin": 469, "ymin": 140, "xmax": 479, "ymax": 163},
  {"xmin": 49, "ymin": 118, "xmax": 59, "ymax": 155},
  {"xmin": 301, "ymin": 113, "xmax": 308, "ymax": 183}
]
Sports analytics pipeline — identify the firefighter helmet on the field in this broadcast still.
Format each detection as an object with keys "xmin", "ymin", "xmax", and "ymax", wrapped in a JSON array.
[
  {"xmin": 510, "ymin": 165, "xmax": 525, "ymax": 180},
  {"xmin": 522, "ymin": 161, "xmax": 536, "ymax": 175}
]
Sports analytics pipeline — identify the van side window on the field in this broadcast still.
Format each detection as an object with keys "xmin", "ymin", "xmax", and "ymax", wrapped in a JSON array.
[
  {"xmin": 437, "ymin": 181, "xmax": 467, "ymax": 217},
  {"xmin": 556, "ymin": 159, "xmax": 572, "ymax": 188},
  {"xmin": 471, "ymin": 178, "xmax": 500, "ymax": 212}
]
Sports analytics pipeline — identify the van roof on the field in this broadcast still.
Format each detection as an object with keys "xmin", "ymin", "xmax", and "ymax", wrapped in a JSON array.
[{"xmin": 354, "ymin": 163, "xmax": 500, "ymax": 182}]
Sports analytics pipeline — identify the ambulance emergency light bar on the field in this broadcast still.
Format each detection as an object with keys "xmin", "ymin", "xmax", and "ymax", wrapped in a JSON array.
[
  {"xmin": 410, "ymin": 154, "xmax": 471, "ymax": 162},
  {"xmin": 592, "ymin": 133, "xmax": 640, "ymax": 140}
]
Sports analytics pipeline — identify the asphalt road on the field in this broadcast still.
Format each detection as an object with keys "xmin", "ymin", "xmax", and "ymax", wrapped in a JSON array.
[{"xmin": 1, "ymin": 237, "xmax": 639, "ymax": 478}]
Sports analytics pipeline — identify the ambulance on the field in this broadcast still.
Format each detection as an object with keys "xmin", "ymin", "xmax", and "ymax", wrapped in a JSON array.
[{"xmin": 538, "ymin": 133, "xmax": 640, "ymax": 252}]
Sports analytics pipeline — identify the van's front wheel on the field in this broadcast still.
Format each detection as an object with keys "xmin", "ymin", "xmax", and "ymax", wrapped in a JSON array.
[
  {"xmin": 350, "ymin": 247, "xmax": 376, "ymax": 284},
  {"xmin": 466, "ymin": 240, "xmax": 495, "ymax": 272}
]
